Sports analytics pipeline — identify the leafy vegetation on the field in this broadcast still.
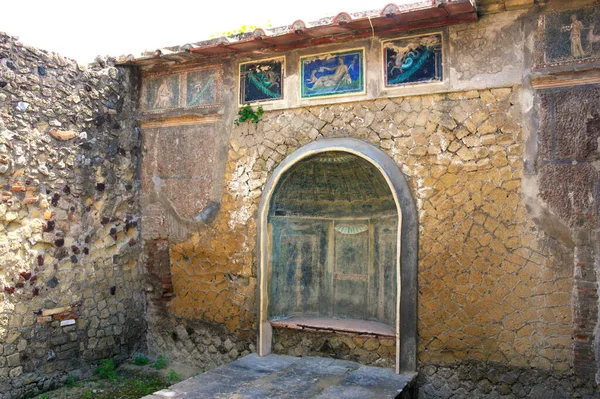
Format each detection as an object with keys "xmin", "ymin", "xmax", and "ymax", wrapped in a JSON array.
[
  {"xmin": 131, "ymin": 353, "xmax": 150, "ymax": 366},
  {"xmin": 65, "ymin": 374, "xmax": 77, "ymax": 388},
  {"xmin": 210, "ymin": 21, "xmax": 272, "ymax": 38},
  {"xmin": 152, "ymin": 355, "xmax": 169, "ymax": 370},
  {"xmin": 235, "ymin": 104, "xmax": 264, "ymax": 125},
  {"xmin": 32, "ymin": 369, "xmax": 176, "ymax": 399},
  {"xmin": 31, "ymin": 354, "xmax": 200, "ymax": 399},
  {"xmin": 95, "ymin": 359, "xmax": 117, "ymax": 380},
  {"xmin": 166, "ymin": 369, "xmax": 183, "ymax": 384}
]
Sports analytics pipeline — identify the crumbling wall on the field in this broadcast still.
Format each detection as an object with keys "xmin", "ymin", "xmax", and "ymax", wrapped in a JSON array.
[
  {"xmin": 0, "ymin": 33, "xmax": 144, "ymax": 398},
  {"xmin": 532, "ymin": 84, "xmax": 600, "ymax": 384}
]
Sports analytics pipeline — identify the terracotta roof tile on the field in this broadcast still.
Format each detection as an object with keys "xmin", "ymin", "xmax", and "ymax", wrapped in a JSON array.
[{"xmin": 116, "ymin": 0, "xmax": 477, "ymax": 67}]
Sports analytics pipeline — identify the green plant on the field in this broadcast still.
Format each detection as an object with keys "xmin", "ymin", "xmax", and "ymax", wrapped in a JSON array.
[
  {"xmin": 131, "ymin": 353, "xmax": 150, "ymax": 366},
  {"xmin": 96, "ymin": 358, "xmax": 117, "ymax": 380},
  {"xmin": 122, "ymin": 373, "xmax": 167, "ymax": 396},
  {"xmin": 39, "ymin": 395, "xmax": 50, "ymax": 399},
  {"xmin": 210, "ymin": 21, "xmax": 272, "ymax": 38},
  {"xmin": 65, "ymin": 374, "xmax": 77, "ymax": 387},
  {"xmin": 234, "ymin": 105, "xmax": 264, "ymax": 125},
  {"xmin": 165, "ymin": 369, "xmax": 182, "ymax": 384},
  {"xmin": 152, "ymin": 355, "xmax": 168, "ymax": 370},
  {"xmin": 81, "ymin": 391, "xmax": 92, "ymax": 399}
]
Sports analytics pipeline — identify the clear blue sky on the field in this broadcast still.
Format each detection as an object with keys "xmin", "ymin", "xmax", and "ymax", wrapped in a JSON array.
[{"xmin": 2, "ymin": 0, "xmax": 406, "ymax": 63}]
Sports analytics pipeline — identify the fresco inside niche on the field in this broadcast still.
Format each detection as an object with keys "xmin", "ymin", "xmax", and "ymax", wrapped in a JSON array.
[
  {"xmin": 268, "ymin": 152, "xmax": 397, "ymax": 327},
  {"xmin": 301, "ymin": 49, "xmax": 364, "ymax": 98},
  {"xmin": 384, "ymin": 33, "xmax": 442, "ymax": 87},
  {"xmin": 239, "ymin": 58, "xmax": 284, "ymax": 104},
  {"xmin": 543, "ymin": 8, "xmax": 600, "ymax": 64},
  {"xmin": 144, "ymin": 73, "xmax": 180, "ymax": 112},
  {"xmin": 186, "ymin": 67, "xmax": 219, "ymax": 107}
]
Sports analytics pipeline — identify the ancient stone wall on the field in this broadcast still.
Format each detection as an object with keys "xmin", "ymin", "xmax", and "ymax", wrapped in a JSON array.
[
  {"xmin": 147, "ymin": 83, "xmax": 576, "ymax": 379},
  {"xmin": 416, "ymin": 361, "xmax": 598, "ymax": 398},
  {"xmin": 1, "ymin": 0, "xmax": 599, "ymax": 398},
  {"xmin": 0, "ymin": 33, "xmax": 144, "ymax": 398},
  {"xmin": 222, "ymin": 87, "xmax": 575, "ymax": 370},
  {"xmin": 136, "ymin": 1, "xmax": 600, "ymax": 397}
]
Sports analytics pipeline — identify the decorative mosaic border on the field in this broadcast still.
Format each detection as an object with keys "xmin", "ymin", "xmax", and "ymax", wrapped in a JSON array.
[
  {"xmin": 239, "ymin": 57, "xmax": 285, "ymax": 106},
  {"xmin": 382, "ymin": 32, "xmax": 444, "ymax": 88},
  {"xmin": 141, "ymin": 65, "xmax": 222, "ymax": 114},
  {"xmin": 300, "ymin": 48, "xmax": 365, "ymax": 99}
]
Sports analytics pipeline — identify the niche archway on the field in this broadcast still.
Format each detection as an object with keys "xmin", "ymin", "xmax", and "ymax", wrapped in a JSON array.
[{"xmin": 257, "ymin": 138, "xmax": 417, "ymax": 373}]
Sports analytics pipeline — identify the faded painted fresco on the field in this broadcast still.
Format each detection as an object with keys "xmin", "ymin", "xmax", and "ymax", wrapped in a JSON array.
[
  {"xmin": 544, "ymin": 8, "xmax": 600, "ymax": 64},
  {"xmin": 240, "ymin": 58, "xmax": 284, "ymax": 104},
  {"xmin": 301, "ymin": 49, "xmax": 364, "ymax": 98},
  {"xmin": 267, "ymin": 152, "xmax": 397, "ymax": 326},
  {"xmin": 143, "ymin": 73, "xmax": 180, "ymax": 112},
  {"xmin": 186, "ymin": 67, "xmax": 219, "ymax": 107},
  {"xmin": 384, "ymin": 33, "xmax": 443, "ymax": 87}
]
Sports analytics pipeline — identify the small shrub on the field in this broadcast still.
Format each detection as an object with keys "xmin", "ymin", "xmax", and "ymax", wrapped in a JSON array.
[
  {"xmin": 166, "ymin": 369, "xmax": 182, "ymax": 384},
  {"xmin": 39, "ymin": 395, "xmax": 50, "ymax": 399},
  {"xmin": 96, "ymin": 358, "xmax": 117, "ymax": 380},
  {"xmin": 65, "ymin": 374, "xmax": 78, "ymax": 387},
  {"xmin": 131, "ymin": 353, "xmax": 150, "ymax": 366},
  {"xmin": 81, "ymin": 391, "xmax": 92, "ymax": 399},
  {"xmin": 152, "ymin": 355, "xmax": 168, "ymax": 370}
]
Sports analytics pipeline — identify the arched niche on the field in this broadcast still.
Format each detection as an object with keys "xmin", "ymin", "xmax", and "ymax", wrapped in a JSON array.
[{"xmin": 257, "ymin": 138, "xmax": 418, "ymax": 373}]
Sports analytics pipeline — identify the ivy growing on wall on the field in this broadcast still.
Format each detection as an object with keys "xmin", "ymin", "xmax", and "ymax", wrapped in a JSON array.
[{"xmin": 235, "ymin": 104, "xmax": 264, "ymax": 125}]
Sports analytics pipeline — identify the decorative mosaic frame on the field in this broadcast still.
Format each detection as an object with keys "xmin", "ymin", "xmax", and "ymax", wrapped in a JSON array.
[
  {"xmin": 141, "ymin": 65, "xmax": 222, "ymax": 114},
  {"xmin": 535, "ymin": 8, "xmax": 600, "ymax": 69},
  {"xmin": 300, "ymin": 48, "xmax": 365, "ymax": 99},
  {"xmin": 382, "ymin": 32, "xmax": 443, "ymax": 88},
  {"xmin": 239, "ymin": 57, "xmax": 285, "ymax": 105}
]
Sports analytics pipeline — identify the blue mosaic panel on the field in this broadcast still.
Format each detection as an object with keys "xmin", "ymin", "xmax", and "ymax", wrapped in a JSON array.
[
  {"xmin": 301, "ymin": 49, "xmax": 364, "ymax": 98},
  {"xmin": 240, "ymin": 58, "xmax": 284, "ymax": 104},
  {"xmin": 384, "ymin": 33, "xmax": 442, "ymax": 87}
]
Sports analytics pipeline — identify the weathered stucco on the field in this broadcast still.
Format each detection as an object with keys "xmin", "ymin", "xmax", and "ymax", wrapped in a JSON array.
[{"xmin": 448, "ymin": 10, "xmax": 526, "ymax": 89}]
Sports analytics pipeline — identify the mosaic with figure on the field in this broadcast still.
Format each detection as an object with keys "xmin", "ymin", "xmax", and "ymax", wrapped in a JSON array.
[
  {"xmin": 186, "ymin": 68, "xmax": 219, "ymax": 107},
  {"xmin": 240, "ymin": 58, "xmax": 284, "ymax": 104},
  {"xmin": 543, "ymin": 8, "xmax": 600, "ymax": 64},
  {"xmin": 144, "ymin": 73, "xmax": 180, "ymax": 112},
  {"xmin": 301, "ymin": 49, "xmax": 364, "ymax": 98},
  {"xmin": 384, "ymin": 33, "xmax": 442, "ymax": 87}
]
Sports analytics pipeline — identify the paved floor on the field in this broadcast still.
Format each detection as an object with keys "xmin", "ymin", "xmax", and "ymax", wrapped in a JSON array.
[{"xmin": 143, "ymin": 354, "xmax": 417, "ymax": 399}]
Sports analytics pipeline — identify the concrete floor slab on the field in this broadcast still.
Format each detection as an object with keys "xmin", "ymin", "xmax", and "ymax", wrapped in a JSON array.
[{"xmin": 142, "ymin": 354, "xmax": 417, "ymax": 399}]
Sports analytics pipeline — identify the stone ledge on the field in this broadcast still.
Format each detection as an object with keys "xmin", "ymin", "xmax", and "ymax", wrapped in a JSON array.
[{"xmin": 270, "ymin": 316, "xmax": 396, "ymax": 337}]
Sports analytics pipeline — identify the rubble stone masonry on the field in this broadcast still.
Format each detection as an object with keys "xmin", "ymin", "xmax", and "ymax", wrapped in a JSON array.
[{"xmin": 0, "ymin": 33, "xmax": 145, "ymax": 398}]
